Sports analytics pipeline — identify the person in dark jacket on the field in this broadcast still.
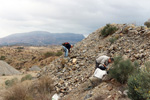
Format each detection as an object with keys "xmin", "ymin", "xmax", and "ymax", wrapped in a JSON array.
[{"xmin": 62, "ymin": 42, "xmax": 72, "ymax": 57}]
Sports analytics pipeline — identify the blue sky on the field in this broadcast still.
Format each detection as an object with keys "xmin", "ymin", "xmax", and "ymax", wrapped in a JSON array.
[{"xmin": 0, "ymin": 0, "xmax": 150, "ymax": 38}]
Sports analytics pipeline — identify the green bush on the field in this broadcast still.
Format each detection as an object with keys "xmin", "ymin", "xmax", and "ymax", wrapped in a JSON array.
[
  {"xmin": 128, "ymin": 62, "xmax": 150, "ymax": 100},
  {"xmin": 16, "ymin": 47, "xmax": 24, "ymax": 49},
  {"xmin": 144, "ymin": 21, "xmax": 150, "ymax": 28},
  {"xmin": 56, "ymin": 51, "xmax": 63, "ymax": 56},
  {"xmin": 0, "ymin": 56, "xmax": 6, "ymax": 60},
  {"xmin": 44, "ymin": 51, "xmax": 63, "ymax": 58},
  {"xmin": 109, "ymin": 56, "xmax": 137, "ymax": 84},
  {"xmin": 128, "ymin": 73, "xmax": 150, "ymax": 100},
  {"xmin": 21, "ymin": 74, "xmax": 32, "ymax": 82},
  {"xmin": 44, "ymin": 52, "xmax": 55, "ymax": 58},
  {"xmin": 5, "ymin": 78, "xmax": 18, "ymax": 87},
  {"xmin": 101, "ymin": 24, "xmax": 118, "ymax": 37},
  {"xmin": 109, "ymin": 37, "xmax": 118, "ymax": 44}
]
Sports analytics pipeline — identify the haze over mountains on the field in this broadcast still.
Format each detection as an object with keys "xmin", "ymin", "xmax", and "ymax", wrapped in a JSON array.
[{"xmin": 0, "ymin": 31, "xmax": 85, "ymax": 46}]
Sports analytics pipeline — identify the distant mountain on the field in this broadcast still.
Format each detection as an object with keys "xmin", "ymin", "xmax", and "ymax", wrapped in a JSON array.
[{"xmin": 0, "ymin": 31, "xmax": 85, "ymax": 46}]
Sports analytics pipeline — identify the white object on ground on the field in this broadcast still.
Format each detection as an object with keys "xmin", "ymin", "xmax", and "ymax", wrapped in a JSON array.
[
  {"xmin": 93, "ymin": 68, "xmax": 107, "ymax": 79},
  {"xmin": 52, "ymin": 93, "xmax": 60, "ymax": 100}
]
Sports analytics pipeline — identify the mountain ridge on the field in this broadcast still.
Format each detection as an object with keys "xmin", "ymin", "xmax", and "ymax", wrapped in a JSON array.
[{"xmin": 0, "ymin": 31, "xmax": 85, "ymax": 46}]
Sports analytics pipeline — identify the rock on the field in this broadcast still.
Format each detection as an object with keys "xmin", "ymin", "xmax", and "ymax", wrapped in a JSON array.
[
  {"xmin": 52, "ymin": 93, "xmax": 60, "ymax": 100},
  {"xmin": 72, "ymin": 58, "xmax": 77, "ymax": 64},
  {"xmin": 84, "ymin": 94, "xmax": 92, "ymax": 100},
  {"xmin": 102, "ymin": 75, "xmax": 112, "ymax": 81},
  {"xmin": 29, "ymin": 65, "xmax": 41, "ymax": 71},
  {"xmin": 36, "ymin": 73, "xmax": 41, "ymax": 78},
  {"xmin": 99, "ymin": 46, "xmax": 103, "ymax": 50},
  {"xmin": 89, "ymin": 76, "xmax": 102, "ymax": 87},
  {"xmin": 123, "ymin": 90, "xmax": 128, "ymax": 96},
  {"xmin": 128, "ymin": 30, "xmax": 138, "ymax": 35},
  {"xmin": 107, "ymin": 85, "xmax": 113, "ymax": 91}
]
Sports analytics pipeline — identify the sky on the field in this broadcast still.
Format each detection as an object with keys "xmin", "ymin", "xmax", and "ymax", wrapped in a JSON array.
[{"xmin": 0, "ymin": 0, "xmax": 150, "ymax": 38}]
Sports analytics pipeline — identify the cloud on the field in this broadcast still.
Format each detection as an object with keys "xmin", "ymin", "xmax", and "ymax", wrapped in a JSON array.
[{"xmin": 0, "ymin": 0, "xmax": 150, "ymax": 38}]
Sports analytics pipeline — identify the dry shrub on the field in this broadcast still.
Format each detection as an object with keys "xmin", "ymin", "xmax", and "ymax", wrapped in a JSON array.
[
  {"xmin": 30, "ymin": 76, "xmax": 54, "ymax": 95},
  {"xmin": 3, "ymin": 84, "xmax": 30, "ymax": 100},
  {"xmin": 3, "ymin": 76, "xmax": 55, "ymax": 100}
]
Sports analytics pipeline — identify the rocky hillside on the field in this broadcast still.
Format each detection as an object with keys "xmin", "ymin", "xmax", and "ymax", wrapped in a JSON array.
[
  {"xmin": 39, "ymin": 24, "xmax": 150, "ymax": 100},
  {"xmin": 0, "ymin": 31, "xmax": 85, "ymax": 46}
]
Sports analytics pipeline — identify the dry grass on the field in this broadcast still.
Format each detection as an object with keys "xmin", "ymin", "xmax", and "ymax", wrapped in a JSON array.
[
  {"xmin": 35, "ymin": 76, "xmax": 54, "ymax": 94},
  {"xmin": 3, "ymin": 84, "xmax": 29, "ymax": 100},
  {"xmin": 3, "ymin": 76, "xmax": 55, "ymax": 100},
  {"xmin": 28, "ymin": 75, "xmax": 55, "ymax": 100}
]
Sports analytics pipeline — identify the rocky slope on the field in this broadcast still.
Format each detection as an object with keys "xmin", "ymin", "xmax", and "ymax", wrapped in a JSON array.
[{"xmin": 39, "ymin": 24, "xmax": 150, "ymax": 100}]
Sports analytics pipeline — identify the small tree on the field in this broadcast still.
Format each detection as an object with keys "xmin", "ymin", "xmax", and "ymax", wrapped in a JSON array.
[
  {"xmin": 44, "ymin": 52, "xmax": 55, "ymax": 58},
  {"xmin": 0, "ymin": 56, "xmax": 6, "ymax": 60},
  {"xmin": 109, "ymin": 56, "xmax": 137, "ymax": 84},
  {"xmin": 144, "ymin": 21, "xmax": 150, "ymax": 28},
  {"xmin": 101, "ymin": 24, "xmax": 118, "ymax": 37},
  {"xmin": 56, "ymin": 51, "xmax": 63, "ymax": 56},
  {"xmin": 128, "ymin": 62, "xmax": 150, "ymax": 100}
]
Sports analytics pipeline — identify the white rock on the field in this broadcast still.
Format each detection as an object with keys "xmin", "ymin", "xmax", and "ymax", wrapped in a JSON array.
[{"xmin": 52, "ymin": 93, "xmax": 60, "ymax": 100}]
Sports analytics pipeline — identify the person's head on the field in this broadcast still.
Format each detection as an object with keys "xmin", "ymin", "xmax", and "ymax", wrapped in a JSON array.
[
  {"xmin": 71, "ymin": 44, "xmax": 74, "ymax": 48},
  {"xmin": 62, "ymin": 43, "xmax": 65, "ymax": 45},
  {"xmin": 108, "ymin": 57, "xmax": 114, "ymax": 63}
]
